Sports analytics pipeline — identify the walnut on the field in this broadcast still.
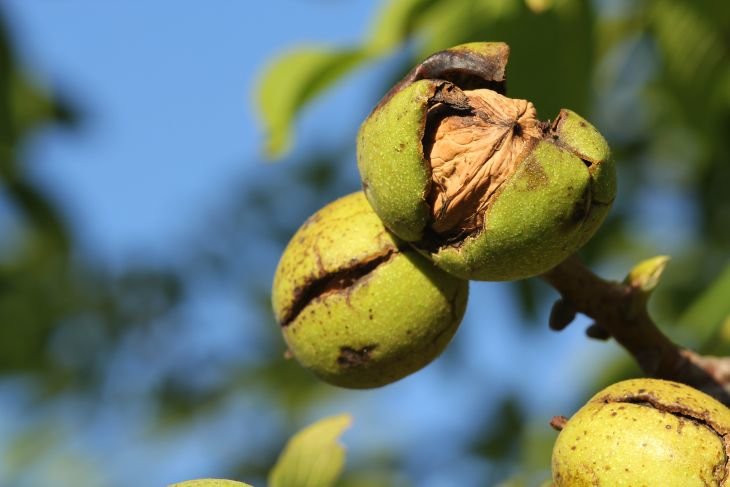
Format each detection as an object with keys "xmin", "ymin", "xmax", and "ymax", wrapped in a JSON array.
[
  {"xmin": 357, "ymin": 42, "xmax": 615, "ymax": 281},
  {"xmin": 271, "ymin": 192, "xmax": 468, "ymax": 388},
  {"xmin": 427, "ymin": 88, "xmax": 542, "ymax": 236}
]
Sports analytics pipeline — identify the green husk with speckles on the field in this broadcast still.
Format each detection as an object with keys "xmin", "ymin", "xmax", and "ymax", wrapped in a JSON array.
[
  {"xmin": 272, "ymin": 192, "xmax": 468, "ymax": 389},
  {"xmin": 357, "ymin": 42, "xmax": 616, "ymax": 281},
  {"xmin": 552, "ymin": 379, "xmax": 730, "ymax": 486},
  {"xmin": 357, "ymin": 80, "xmax": 435, "ymax": 242}
]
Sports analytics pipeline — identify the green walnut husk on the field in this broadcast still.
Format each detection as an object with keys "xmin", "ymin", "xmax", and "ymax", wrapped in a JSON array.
[
  {"xmin": 168, "ymin": 480, "xmax": 253, "ymax": 487},
  {"xmin": 552, "ymin": 378, "xmax": 730, "ymax": 486},
  {"xmin": 357, "ymin": 42, "xmax": 615, "ymax": 281},
  {"xmin": 271, "ymin": 192, "xmax": 468, "ymax": 389}
]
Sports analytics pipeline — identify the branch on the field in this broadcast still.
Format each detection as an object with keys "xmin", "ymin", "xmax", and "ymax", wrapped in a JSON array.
[{"xmin": 542, "ymin": 255, "xmax": 730, "ymax": 405}]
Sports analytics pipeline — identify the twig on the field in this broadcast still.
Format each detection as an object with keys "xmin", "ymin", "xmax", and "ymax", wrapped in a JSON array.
[{"xmin": 542, "ymin": 255, "xmax": 730, "ymax": 405}]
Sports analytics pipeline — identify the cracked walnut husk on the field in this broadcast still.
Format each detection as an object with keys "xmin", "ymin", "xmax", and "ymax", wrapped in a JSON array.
[
  {"xmin": 271, "ymin": 192, "xmax": 468, "ymax": 389},
  {"xmin": 551, "ymin": 378, "xmax": 730, "ymax": 486},
  {"xmin": 357, "ymin": 42, "xmax": 615, "ymax": 281}
]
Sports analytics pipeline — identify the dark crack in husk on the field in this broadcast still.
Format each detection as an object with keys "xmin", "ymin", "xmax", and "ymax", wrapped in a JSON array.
[
  {"xmin": 280, "ymin": 247, "xmax": 399, "ymax": 327},
  {"xmin": 599, "ymin": 391, "xmax": 730, "ymax": 485},
  {"xmin": 337, "ymin": 344, "xmax": 378, "ymax": 368}
]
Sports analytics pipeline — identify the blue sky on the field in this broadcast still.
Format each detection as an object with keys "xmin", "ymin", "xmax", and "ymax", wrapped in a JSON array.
[{"xmin": 4, "ymin": 0, "xmax": 376, "ymax": 266}]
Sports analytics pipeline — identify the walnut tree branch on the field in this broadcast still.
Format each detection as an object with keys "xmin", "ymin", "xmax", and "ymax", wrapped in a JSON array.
[{"xmin": 542, "ymin": 255, "xmax": 730, "ymax": 405}]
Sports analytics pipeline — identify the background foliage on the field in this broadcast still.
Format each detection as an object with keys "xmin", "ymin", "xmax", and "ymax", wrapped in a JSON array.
[{"xmin": 0, "ymin": 1, "xmax": 728, "ymax": 486}]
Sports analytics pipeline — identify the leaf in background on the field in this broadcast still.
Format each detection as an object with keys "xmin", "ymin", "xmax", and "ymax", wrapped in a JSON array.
[
  {"xmin": 676, "ymin": 263, "xmax": 730, "ymax": 347},
  {"xmin": 524, "ymin": 0, "xmax": 553, "ymax": 14},
  {"xmin": 1, "ymin": 10, "xmax": 78, "ymax": 148},
  {"xmin": 268, "ymin": 414, "xmax": 352, "ymax": 487},
  {"xmin": 365, "ymin": 0, "xmax": 441, "ymax": 53},
  {"xmin": 649, "ymin": 0, "xmax": 725, "ymax": 90},
  {"xmin": 168, "ymin": 479, "xmax": 253, "ymax": 487},
  {"xmin": 415, "ymin": 0, "xmax": 484, "ymax": 55},
  {"xmin": 10, "ymin": 71, "xmax": 64, "ymax": 137},
  {"xmin": 489, "ymin": 0, "xmax": 593, "ymax": 117},
  {"xmin": 415, "ymin": 0, "xmax": 594, "ymax": 117},
  {"xmin": 256, "ymin": 0, "xmax": 450, "ymax": 159},
  {"xmin": 595, "ymin": 13, "xmax": 647, "ymax": 60},
  {"xmin": 256, "ymin": 48, "xmax": 368, "ymax": 158},
  {"xmin": 511, "ymin": 278, "xmax": 543, "ymax": 324},
  {"xmin": 470, "ymin": 396, "xmax": 525, "ymax": 461}
]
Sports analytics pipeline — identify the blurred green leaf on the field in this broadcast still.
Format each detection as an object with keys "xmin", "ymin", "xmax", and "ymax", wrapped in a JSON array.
[
  {"xmin": 269, "ymin": 414, "xmax": 352, "ymax": 487},
  {"xmin": 416, "ymin": 0, "xmax": 519, "ymax": 56},
  {"xmin": 168, "ymin": 479, "xmax": 253, "ymax": 487},
  {"xmin": 471, "ymin": 396, "xmax": 525, "ymax": 461},
  {"xmin": 1, "ymin": 8, "xmax": 77, "ymax": 146},
  {"xmin": 256, "ymin": 0, "xmax": 456, "ymax": 159},
  {"xmin": 10, "ymin": 71, "xmax": 63, "ymax": 136},
  {"xmin": 676, "ymin": 263, "xmax": 730, "ymax": 348},
  {"xmin": 415, "ymin": 0, "xmax": 485, "ymax": 54},
  {"xmin": 365, "ymin": 0, "xmax": 441, "ymax": 52},
  {"xmin": 649, "ymin": 0, "xmax": 725, "ymax": 90},
  {"xmin": 512, "ymin": 279, "xmax": 544, "ymax": 324},
  {"xmin": 338, "ymin": 469, "xmax": 407, "ymax": 487},
  {"xmin": 256, "ymin": 48, "xmax": 368, "ymax": 158},
  {"xmin": 518, "ymin": 420, "xmax": 560, "ymax": 479}
]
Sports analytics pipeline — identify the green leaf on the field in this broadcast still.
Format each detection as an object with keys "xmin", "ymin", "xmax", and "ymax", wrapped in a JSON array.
[
  {"xmin": 365, "ymin": 0, "xmax": 441, "ymax": 53},
  {"xmin": 649, "ymin": 0, "xmax": 725, "ymax": 89},
  {"xmin": 11, "ymin": 71, "xmax": 60, "ymax": 137},
  {"xmin": 416, "ymin": 0, "xmax": 485, "ymax": 55},
  {"xmin": 255, "ymin": 48, "xmax": 368, "ymax": 158},
  {"xmin": 677, "ymin": 263, "xmax": 730, "ymax": 346},
  {"xmin": 168, "ymin": 480, "xmax": 253, "ymax": 487},
  {"xmin": 524, "ymin": 0, "xmax": 554, "ymax": 14},
  {"xmin": 269, "ymin": 414, "xmax": 352, "ymax": 487},
  {"xmin": 168, "ymin": 479, "xmax": 252, "ymax": 487},
  {"xmin": 255, "ymin": 0, "xmax": 448, "ymax": 159}
]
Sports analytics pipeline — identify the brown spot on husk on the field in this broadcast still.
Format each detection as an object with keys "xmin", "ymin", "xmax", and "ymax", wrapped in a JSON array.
[
  {"xmin": 337, "ymin": 344, "xmax": 378, "ymax": 368},
  {"xmin": 518, "ymin": 151, "xmax": 549, "ymax": 191},
  {"xmin": 598, "ymin": 390, "xmax": 730, "ymax": 484}
]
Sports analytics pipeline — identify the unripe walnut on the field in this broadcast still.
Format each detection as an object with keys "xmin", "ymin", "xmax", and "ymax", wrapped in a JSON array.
[
  {"xmin": 357, "ymin": 42, "xmax": 615, "ymax": 281},
  {"xmin": 552, "ymin": 378, "xmax": 730, "ymax": 486},
  {"xmin": 271, "ymin": 192, "xmax": 468, "ymax": 389}
]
